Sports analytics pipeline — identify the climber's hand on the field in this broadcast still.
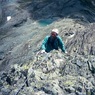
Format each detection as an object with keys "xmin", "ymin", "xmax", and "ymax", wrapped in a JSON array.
[
  {"xmin": 40, "ymin": 50, "xmax": 46, "ymax": 54},
  {"xmin": 36, "ymin": 50, "xmax": 46, "ymax": 55},
  {"xmin": 65, "ymin": 51, "xmax": 68, "ymax": 54}
]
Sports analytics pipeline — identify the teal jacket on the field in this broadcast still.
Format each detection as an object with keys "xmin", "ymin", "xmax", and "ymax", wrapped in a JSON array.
[{"xmin": 41, "ymin": 35, "xmax": 66, "ymax": 53}]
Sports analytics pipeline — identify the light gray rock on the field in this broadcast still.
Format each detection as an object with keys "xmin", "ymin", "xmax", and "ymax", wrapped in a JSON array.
[{"xmin": 1, "ymin": 88, "xmax": 11, "ymax": 95}]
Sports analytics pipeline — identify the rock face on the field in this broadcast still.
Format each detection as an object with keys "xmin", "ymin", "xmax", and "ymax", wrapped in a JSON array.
[
  {"xmin": 23, "ymin": 0, "xmax": 95, "ymax": 22},
  {"xmin": 80, "ymin": 0, "xmax": 95, "ymax": 8},
  {"xmin": 0, "ymin": 51, "xmax": 95, "ymax": 95},
  {"xmin": 0, "ymin": 0, "xmax": 95, "ymax": 95},
  {"xmin": 0, "ymin": 7, "xmax": 2, "ymax": 24},
  {"xmin": 66, "ymin": 24, "xmax": 95, "ymax": 55}
]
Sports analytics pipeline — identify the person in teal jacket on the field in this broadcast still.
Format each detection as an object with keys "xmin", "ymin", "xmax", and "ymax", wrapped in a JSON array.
[{"xmin": 41, "ymin": 29, "xmax": 66, "ymax": 53}]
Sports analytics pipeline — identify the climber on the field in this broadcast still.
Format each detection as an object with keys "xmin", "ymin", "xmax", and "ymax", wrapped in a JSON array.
[{"xmin": 41, "ymin": 28, "xmax": 67, "ymax": 53}]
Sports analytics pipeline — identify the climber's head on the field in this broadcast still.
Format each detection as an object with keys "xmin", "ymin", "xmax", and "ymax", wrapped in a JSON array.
[{"xmin": 51, "ymin": 28, "xmax": 59, "ymax": 38}]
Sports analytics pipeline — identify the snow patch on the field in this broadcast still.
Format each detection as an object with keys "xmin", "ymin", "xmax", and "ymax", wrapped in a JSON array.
[{"xmin": 7, "ymin": 16, "xmax": 11, "ymax": 21}]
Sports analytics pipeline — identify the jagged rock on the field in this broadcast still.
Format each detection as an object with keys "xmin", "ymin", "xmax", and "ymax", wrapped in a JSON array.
[
  {"xmin": 34, "ymin": 91, "xmax": 47, "ymax": 95},
  {"xmin": 0, "ymin": 0, "xmax": 95, "ymax": 95},
  {"xmin": 75, "ymin": 91, "xmax": 86, "ymax": 95},
  {"xmin": 1, "ymin": 50, "xmax": 95, "ymax": 95},
  {"xmin": 0, "ymin": 8, "xmax": 2, "ymax": 25},
  {"xmin": 0, "ymin": 79, "xmax": 3, "ymax": 91},
  {"xmin": 6, "ymin": 76, "xmax": 12, "ymax": 85},
  {"xmin": 59, "ymin": 75, "xmax": 94, "ymax": 95},
  {"xmin": 75, "ymin": 59, "xmax": 83, "ymax": 67},
  {"xmin": 1, "ymin": 88, "xmax": 11, "ymax": 95},
  {"xmin": 65, "ymin": 87, "xmax": 75, "ymax": 93},
  {"xmin": 87, "ymin": 56, "xmax": 95, "ymax": 74},
  {"xmin": 80, "ymin": 0, "xmax": 95, "ymax": 8},
  {"xmin": 76, "ymin": 86, "xmax": 83, "ymax": 92},
  {"xmin": 28, "ymin": 67, "xmax": 35, "ymax": 78}
]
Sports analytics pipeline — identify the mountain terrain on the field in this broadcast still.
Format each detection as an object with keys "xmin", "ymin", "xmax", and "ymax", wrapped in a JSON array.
[{"xmin": 0, "ymin": 0, "xmax": 95, "ymax": 95}]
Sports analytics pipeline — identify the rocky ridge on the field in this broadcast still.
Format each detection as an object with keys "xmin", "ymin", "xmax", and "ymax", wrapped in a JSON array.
[
  {"xmin": 0, "ymin": 0, "xmax": 95, "ymax": 95},
  {"xmin": 0, "ymin": 50, "xmax": 95, "ymax": 95}
]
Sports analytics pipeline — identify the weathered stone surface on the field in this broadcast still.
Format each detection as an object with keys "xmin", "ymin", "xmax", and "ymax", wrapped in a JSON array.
[
  {"xmin": 0, "ymin": 0, "xmax": 95, "ymax": 95},
  {"xmin": 1, "ymin": 87, "xmax": 11, "ymax": 95},
  {"xmin": 0, "ymin": 8, "xmax": 2, "ymax": 25}
]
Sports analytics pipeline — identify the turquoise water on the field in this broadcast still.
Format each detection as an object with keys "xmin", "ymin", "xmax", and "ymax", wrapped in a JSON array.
[{"xmin": 38, "ymin": 19, "xmax": 56, "ymax": 26}]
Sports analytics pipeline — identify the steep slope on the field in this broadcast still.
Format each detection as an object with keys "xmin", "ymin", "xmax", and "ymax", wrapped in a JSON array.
[
  {"xmin": 0, "ymin": 51, "xmax": 95, "ymax": 95},
  {"xmin": 0, "ymin": 0, "xmax": 95, "ymax": 95},
  {"xmin": 22, "ymin": 0, "xmax": 95, "ymax": 22}
]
